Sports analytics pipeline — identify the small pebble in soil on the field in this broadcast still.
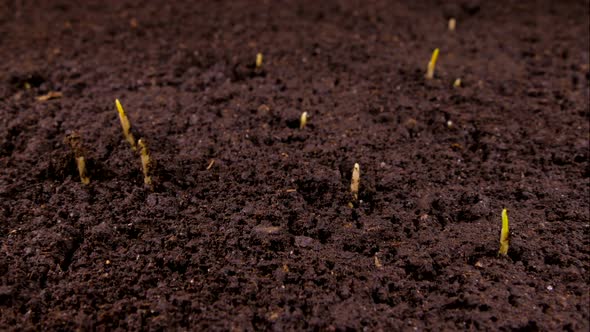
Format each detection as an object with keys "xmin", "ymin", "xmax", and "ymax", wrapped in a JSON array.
[
  {"xmin": 547, "ymin": 285, "xmax": 553, "ymax": 291},
  {"xmin": 295, "ymin": 236, "xmax": 315, "ymax": 248}
]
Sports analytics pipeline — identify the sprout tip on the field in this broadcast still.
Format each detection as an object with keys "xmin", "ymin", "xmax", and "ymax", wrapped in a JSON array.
[
  {"xmin": 300, "ymin": 112, "xmax": 308, "ymax": 129},
  {"xmin": 350, "ymin": 163, "xmax": 360, "ymax": 202},
  {"xmin": 256, "ymin": 53, "xmax": 263, "ymax": 69},
  {"xmin": 115, "ymin": 99, "xmax": 136, "ymax": 150},
  {"xmin": 448, "ymin": 18, "xmax": 456, "ymax": 31},
  {"xmin": 426, "ymin": 48, "xmax": 440, "ymax": 80},
  {"xmin": 498, "ymin": 208, "xmax": 510, "ymax": 256},
  {"xmin": 76, "ymin": 157, "xmax": 90, "ymax": 185},
  {"xmin": 138, "ymin": 138, "xmax": 153, "ymax": 187}
]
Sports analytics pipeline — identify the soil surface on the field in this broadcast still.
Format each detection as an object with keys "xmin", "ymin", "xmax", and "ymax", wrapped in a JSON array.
[{"xmin": 1, "ymin": 0, "xmax": 589, "ymax": 330}]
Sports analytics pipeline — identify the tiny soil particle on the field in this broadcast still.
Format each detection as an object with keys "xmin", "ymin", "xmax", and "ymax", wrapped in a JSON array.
[{"xmin": 0, "ymin": 1, "xmax": 588, "ymax": 331}]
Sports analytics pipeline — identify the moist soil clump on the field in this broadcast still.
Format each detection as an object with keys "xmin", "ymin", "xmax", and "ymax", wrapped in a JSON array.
[{"xmin": 0, "ymin": 0, "xmax": 589, "ymax": 330}]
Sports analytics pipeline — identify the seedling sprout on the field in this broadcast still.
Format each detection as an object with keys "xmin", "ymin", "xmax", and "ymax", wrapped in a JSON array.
[
  {"xmin": 448, "ymin": 18, "xmax": 456, "ymax": 31},
  {"xmin": 498, "ymin": 208, "xmax": 510, "ymax": 256},
  {"xmin": 425, "ymin": 48, "xmax": 440, "ymax": 80},
  {"xmin": 351, "ymin": 163, "xmax": 360, "ymax": 202},
  {"xmin": 256, "ymin": 53, "xmax": 263, "ymax": 69},
  {"xmin": 115, "ymin": 99, "xmax": 136, "ymax": 150},
  {"xmin": 374, "ymin": 255, "xmax": 382, "ymax": 268},
  {"xmin": 36, "ymin": 91, "xmax": 63, "ymax": 101},
  {"xmin": 206, "ymin": 159, "xmax": 215, "ymax": 170},
  {"xmin": 138, "ymin": 138, "xmax": 153, "ymax": 187},
  {"xmin": 65, "ymin": 133, "xmax": 90, "ymax": 185},
  {"xmin": 76, "ymin": 157, "xmax": 90, "ymax": 185},
  {"xmin": 300, "ymin": 112, "xmax": 308, "ymax": 129}
]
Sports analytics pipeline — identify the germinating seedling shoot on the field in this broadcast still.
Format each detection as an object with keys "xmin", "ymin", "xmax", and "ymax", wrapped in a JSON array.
[
  {"xmin": 300, "ymin": 112, "xmax": 308, "ymax": 129},
  {"xmin": 256, "ymin": 53, "xmax": 263, "ymax": 69},
  {"xmin": 138, "ymin": 138, "xmax": 152, "ymax": 187},
  {"xmin": 448, "ymin": 18, "xmax": 456, "ymax": 31},
  {"xmin": 115, "ymin": 99, "xmax": 137, "ymax": 150},
  {"xmin": 76, "ymin": 156, "xmax": 90, "ymax": 185},
  {"xmin": 351, "ymin": 163, "xmax": 360, "ymax": 202},
  {"xmin": 498, "ymin": 208, "xmax": 510, "ymax": 256},
  {"xmin": 426, "ymin": 48, "xmax": 440, "ymax": 80},
  {"xmin": 66, "ymin": 133, "xmax": 90, "ymax": 185}
]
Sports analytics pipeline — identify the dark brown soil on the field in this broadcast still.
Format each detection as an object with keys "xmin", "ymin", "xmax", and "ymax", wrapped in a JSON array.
[{"xmin": 1, "ymin": 0, "xmax": 589, "ymax": 330}]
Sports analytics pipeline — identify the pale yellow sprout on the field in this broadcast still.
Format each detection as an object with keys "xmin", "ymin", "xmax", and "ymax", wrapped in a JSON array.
[
  {"xmin": 206, "ymin": 159, "xmax": 215, "ymax": 170},
  {"xmin": 374, "ymin": 255, "xmax": 382, "ymax": 268},
  {"xmin": 256, "ymin": 53, "xmax": 263, "ymax": 69},
  {"xmin": 453, "ymin": 78, "xmax": 462, "ymax": 88},
  {"xmin": 498, "ymin": 208, "xmax": 510, "ymax": 256},
  {"xmin": 351, "ymin": 163, "xmax": 360, "ymax": 201},
  {"xmin": 115, "ymin": 99, "xmax": 136, "ymax": 150},
  {"xmin": 36, "ymin": 91, "xmax": 63, "ymax": 102},
  {"xmin": 76, "ymin": 157, "xmax": 90, "ymax": 185},
  {"xmin": 426, "ymin": 48, "xmax": 440, "ymax": 80},
  {"xmin": 138, "ymin": 138, "xmax": 152, "ymax": 187},
  {"xmin": 300, "ymin": 112, "xmax": 308, "ymax": 129},
  {"xmin": 65, "ymin": 133, "xmax": 90, "ymax": 185},
  {"xmin": 448, "ymin": 18, "xmax": 456, "ymax": 31}
]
